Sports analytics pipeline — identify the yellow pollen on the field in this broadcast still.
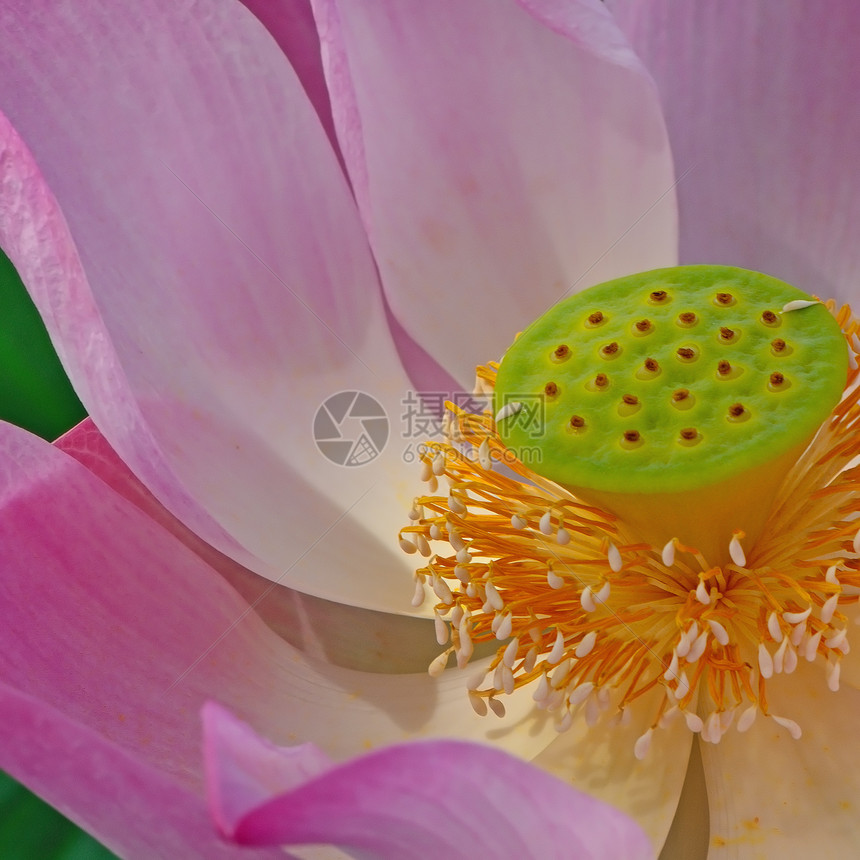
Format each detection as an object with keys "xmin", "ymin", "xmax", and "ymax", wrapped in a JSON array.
[{"xmin": 400, "ymin": 298, "xmax": 860, "ymax": 755}]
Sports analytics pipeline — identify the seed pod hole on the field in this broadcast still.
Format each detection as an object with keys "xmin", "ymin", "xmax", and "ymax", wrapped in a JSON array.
[
  {"xmin": 728, "ymin": 403, "xmax": 750, "ymax": 423},
  {"xmin": 676, "ymin": 346, "xmax": 699, "ymax": 363},
  {"xmin": 569, "ymin": 415, "xmax": 586, "ymax": 433},
  {"xmin": 636, "ymin": 357, "xmax": 661, "ymax": 379},
  {"xmin": 633, "ymin": 319, "xmax": 654, "ymax": 336},
  {"xmin": 678, "ymin": 427, "xmax": 701, "ymax": 446},
  {"xmin": 771, "ymin": 338, "xmax": 792, "ymax": 356},
  {"xmin": 600, "ymin": 341, "xmax": 621, "ymax": 359},
  {"xmin": 552, "ymin": 344, "xmax": 571, "ymax": 362},
  {"xmin": 718, "ymin": 326, "xmax": 739, "ymax": 343},
  {"xmin": 621, "ymin": 429, "xmax": 643, "ymax": 449},
  {"xmin": 677, "ymin": 312, "xmax": 698, "ymax": 328},
  {"xmin": 714, "ymin": 292, "xmax": 736, "ymax": 307},
  {"xmin": 648, "ymin": 290, "xmax": 670, "ymax": 305},
  {"xmin": 671, "ymin": 388, "xmax": 695, "ymax": 410},
  {"xmin": 760, "ymin": 310, "xmax": 781, "ymax": 328},
  {"xmin": 586, "ymin": 311, "xmax": 606, "ymax": 328},
  {"xmin": 769, "ymin": 372, "xmax": 790, "ymax": 392},
  {"xmin": 544, "ymin": 382, "xmax": 559, "ymax": 398},
  {"xmin": 618, "ymin": 394, "xmax": 641, "ymax": 416},
  {"xmin": 587, "ymin": 373, "xmax": 610, "ymax": 392}
]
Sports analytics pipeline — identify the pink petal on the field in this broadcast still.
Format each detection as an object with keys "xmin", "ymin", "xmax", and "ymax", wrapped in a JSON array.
[
  {"xmin": 1, "ymin": 422, "xmax": 561, "ymax": 812},
  {"xmin": 0, "ymin": 685, "xmax": 283, "ymax": 860},
  {"xmin": 609, "ymin": 0, "xmax": 860, "ymax": 304},
  {"xmin": 238, "ymin": 0, "xmax": 343, "ymax": 170},
  {"xmin": 55, "ymin": 418, "xmax": 444, "ymax": 674},
  {"xmin": 313, "ymin": 0, "xmax": 678, "ymax": 385},
  {"xmin": 0, "ymin": 3, "xmax": 428, "ymax": 613},
  {"xmin": 204, "ymin": 702, "xmax": 653, "ymax": 859}
]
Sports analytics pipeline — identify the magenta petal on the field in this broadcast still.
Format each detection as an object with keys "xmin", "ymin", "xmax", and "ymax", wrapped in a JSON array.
[
  {"xmin": 203, "ymin": 702, "xmax": 334, "ymax": 837},
  {"xmin": 314, "ymin": 0, "xmax": 677, "ymax": 385},
  {"xmin": 609, "ymin": 0, "xmax": 860, "ymax": 304},
  {"xmin": 0, "ymin": 686, "xmax": 282, "ymax": 860},
  {"xmin": 204, "ymin": 703, "xmax": 653, "ymax": 859},
  {"xmin": 3, "ymin": 422, "xmax": 559, "ymax": 798}
]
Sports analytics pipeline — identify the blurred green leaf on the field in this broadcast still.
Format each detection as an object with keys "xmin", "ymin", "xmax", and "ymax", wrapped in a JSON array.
[
  {"xmin": 0, "ymin": 248, "xmax": 85, "ymax": 440},
  {"xmin": 1, "ymin": 247, "xmax": 116, "ymax": 858}
]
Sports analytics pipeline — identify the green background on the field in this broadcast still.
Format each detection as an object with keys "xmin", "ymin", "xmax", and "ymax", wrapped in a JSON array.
[{"xmin": 0, "ymin": 247, "xmax": 115, "ymax": 858}]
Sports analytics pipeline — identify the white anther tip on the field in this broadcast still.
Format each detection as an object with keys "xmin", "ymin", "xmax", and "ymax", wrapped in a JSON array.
[
  {"xmin": 547, "ymin": 568, "xmax": 564, "ymax": 590},
  {"xmin": 495, "ymin": 612, "xmax": 513, "ymax": 641},
  {"xmin": 468, "ymin": 691, "xmax": 488, "ymax": 716},
  {"xmin": 634, "ymin": 728, "xmax": 654, "ymax": 760},
  {"xmin": 434, "ymin": 612, "xmax": 449, "ymax": 645},
  {"xmin": 781, "ymin": 299, "xmax": 819, "ymax": 313},
  {"xmin": 771, "ymin": 715, "xmax": 802, "ymax": 739},
  {"xmin": 661, "ymin": 538, "xmax": 676, "ymax": 567},
  {"xmin": 411, "ymin": 580, "xmax": 426, "ymax": 607},
  {"xmin": 478, "ymin": 438, "xmax": 492, "ymax": 471},
  {"xmin": 827, "ymin": 660, "xmax": 842, "ymax": 692},
  {"xmin": 556, "ymin": 527, "xmax": 571, "ymax": 546},
  {"xmin": 736, "ymin": 705, "xmax": 757, "ymax": 733},
  {"xmin": 428, "ymin": 651, "xmax": 450, "ymax": 677},
  {"xmin": 595, "ymin": 581, "xmax": 611, "ymax": 605},
  {"xmin": 575, "ymin": 630, "xmax": 598, "ymax": 658},
  {"xmin": 548, "ymin": 629, "xmax": 566, "ymax": 665},
  {"xmin": 607, "ymin": 542, "xmax": 623, "ymax": 572},
  {"xmin": 580, "ymin": 586, "xmax": 596, "ymax": 613},
  {"xmin": 510, "ymin": 514, "xmax": 527, "ymax": 530},
  {"xmin": 707, "ymin": 619, "xmax": 730, "ymax": 646},
  {"xmin": 675, "ymin": 671, "xmax": 691, "ymax": 701},
  {"xmin": 684, "ymin": 712, "xmax": 704, "ymax": 733},
  {"xmin": 696, "ymin": 579, "xmax": 711, "ymax": 605},
  {"xmin": 767, "ymin": 611, "xmax": 784, "ymax": 643},
  {"xmin": 729, "ymin": 531, "xmax": 746, "ymax": 567},
  {"xmin": 822, "ymin": 592, "xmax": 840, "ymax": 625},
  {"xmin": 494, "ymin": 401, "xmax": 522, "ymax": 424},
  {"xmin": 539, "ymin": 511, "xmax": 553, "ymax": 535},
  {"xmin": 783, "ymin": 607, "xmax": 812, "ymax": 624},
  {"xmin": 758, "ymin": 642, "xmax": 774, "ymax": 678},
  {"xmin": 399, "ymin": 537, "xmax": 417, "ymax": 554},
  {"xmin": 487, "ymin": 697, "xmax": 506, "ymax": 718}
]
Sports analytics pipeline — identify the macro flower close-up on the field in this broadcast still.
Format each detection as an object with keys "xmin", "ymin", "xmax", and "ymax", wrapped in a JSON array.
[{"xmin": 2, "ymin": 1, "xmax": 860, "ymax": 858}]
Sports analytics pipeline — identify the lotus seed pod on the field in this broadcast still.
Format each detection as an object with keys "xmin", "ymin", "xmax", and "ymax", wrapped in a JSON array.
[{"xmin": 493, "ymin": 265, "xmax": 849, "ymax": 563}]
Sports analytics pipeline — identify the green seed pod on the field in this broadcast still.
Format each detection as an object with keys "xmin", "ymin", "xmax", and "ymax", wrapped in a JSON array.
[{"xmin": 493, "ymin": 265, "xmax": 848, "ymax": 562}]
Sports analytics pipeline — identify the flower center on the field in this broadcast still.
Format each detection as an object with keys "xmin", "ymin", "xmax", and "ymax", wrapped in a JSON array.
[{"xmin": 400, "ymin": 266, "xmax": 860, "ymax": 756}]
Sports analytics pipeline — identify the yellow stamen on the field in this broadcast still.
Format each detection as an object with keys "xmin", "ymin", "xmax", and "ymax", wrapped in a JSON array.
[{"xmin": 401, "ymin": 300, "xmax": 860, "ymax": 754}]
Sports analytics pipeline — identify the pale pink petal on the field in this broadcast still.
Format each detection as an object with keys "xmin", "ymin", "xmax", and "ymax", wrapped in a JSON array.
[
  {"xmin": 1, "ymin": 422, "xmax": 560, "ymax": 794},
  {"xmin": 203, "ymin": 702, "xmax": 653, "ymax": 859},
  {"xmin": 0, "ymin": 686, "xmax": 283, "ymax": 860},
  {"xmin": 313, "ymin": 0, "xmax": 678, "ymax": 385},
  {"xmin": 608, "ymin": 0, "xmax": 860, "ymax": 304},
  {"xmin": 238, "ymin": 0, "xmax": 343, "ymax": 168},
  {"xmin": 0, "ymin": 3, "xmax": 429, "ymax": 612},
  {"xmin": 55, "ymin": 418, "xmax": 443, "ymax": 674},
  {"xmin": 700, "ymin": 659, "xmax": 860, "ymax": 856}
]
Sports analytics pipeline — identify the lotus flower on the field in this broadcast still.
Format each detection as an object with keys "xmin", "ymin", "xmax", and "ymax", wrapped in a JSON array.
[{"xmin": 1, "ymin": 1, "xmax": 858, "ymax": 857}]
